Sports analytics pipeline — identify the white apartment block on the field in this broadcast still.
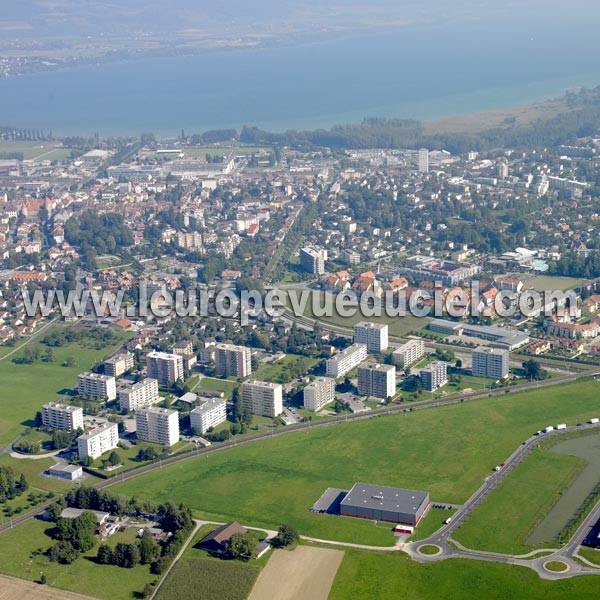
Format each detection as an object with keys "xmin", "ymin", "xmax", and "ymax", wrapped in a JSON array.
[
  {"xmin": 326, "ymin": 343, "xmax": 368, "ymax": 378},
  {"xmin": 104, "ymin": 352, "xmax": 134, "ymax": 378},
  {"xmin": 77, "ymin": 423, "xmax": 119, "ymax": 460},
  {"xmin": 392, "ymin": 339, "xmax": 425, "ymax": 367},
  {"xmin": 241, "ymin": 380, "xmax": 283, "ymax": 418},
  {"xmin": 353, "ymin": 322, "xmax": 389, "ymax": 353},
  {"xmin": 118, "ymin": 378, "xmax": 160, "ymax": 412},
  {"xmin": 77, "ymin": 372, "xmax": 117, "ymax": 401},
  {"xmin": 146, "ymin": 351, "xmax": 184, "ymax": 385},
  {"xmin": 190, "ymin": 398, "xmax": 227, "ymax": 434},
  {"xmin": 357, "ymin": 363, "xmax": 396, "ymax": 399},
  {"xmin": 300, "ymin": 246, "xmax": 327, "ymax": 275},
  {"xmin": 472, "ymin": 346, "xmax": 509, "ymax": 379},
  {"xmin": 214, "ymin": 343, "xmax": 252, "ymax": 378},
  {"xmin": 136, "ymin": 407, "xmax": 180, "ymax": 446},
  {"xmin": 420, "ymin": 361, "xmax": 448, "ymax": 392},
  {"xmin": 42, "ymin": 402, "xmax": 84, "ymax": 432},
  {"xmin": 303, "ymin": 377, "xmax": 336, "ymax": 412}
]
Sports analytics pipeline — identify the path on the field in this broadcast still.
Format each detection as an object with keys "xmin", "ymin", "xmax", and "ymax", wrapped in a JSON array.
[{"xmin": 0, "ymin": 317, "xmax": 57, "ymax": 363}]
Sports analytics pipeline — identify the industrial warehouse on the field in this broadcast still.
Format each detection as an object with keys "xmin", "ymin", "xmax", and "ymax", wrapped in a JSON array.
[{"xmin": 312, "ymin": 482, "xmax": 430, "ymax": 526}]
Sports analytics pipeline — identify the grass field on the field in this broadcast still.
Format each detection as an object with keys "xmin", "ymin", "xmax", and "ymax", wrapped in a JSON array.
[
  {"xmin": 527, "ymin": 276, "xmax": 586, "ymax": 292},
  {"xmin": 578, "ymin": 547, "xmax": 600, "ymax": 567},
  {"xmin": 194, "ymin": 377, "xmax": 238, "ymax": 399},
  {"xmin": 0, "ymin": 141, "xmax": 71, "ymax": 161},
  {"xmin": 327, "ymin": 549, "xmax": 599, "ymax": 600},
  {"xmin": 111, "ymin": 379, "xmax": 600, "ymax": 546},
  {"xmin": 253, "ymin": 354, "xmax": 321, "ymax": 384},
  {"xmin": 0, "ymin": 519, "xmax": 154, "ymax": 600},
  {"xmin": 0, "ymin": 325, "xmax": 130, "ymax": 447},
  {"xmin": 0, "ymin": 455, "xmax": 75, "ymax": 495}
]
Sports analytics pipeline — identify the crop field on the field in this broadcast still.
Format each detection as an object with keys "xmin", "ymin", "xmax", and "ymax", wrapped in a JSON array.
[
  {"xmin": 328, "ymin": 550, "xmax": 600, "ymax": 600},
  {"xmin": 112, "ymin": 379, "xmax": 600, "ymax": 546}
]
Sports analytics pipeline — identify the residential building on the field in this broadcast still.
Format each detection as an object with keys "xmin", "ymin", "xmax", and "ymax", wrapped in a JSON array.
[
  {"xmin": 418, "ymin": 148, "xmax": 429, "ymax": 173},
  {"xmin": 241, "ymin": 380, "xmax": 283, "ymax": 418},
  {"xmin": 472, "ymin": 346, "xmax": 510, "ymax": 379},
  {"xmin": 420, "ymin": 361, "xmax": 448, "ymax": 392},
  {"xmin": 357, "ymin": 363, "xmax": 396, "ymax": 399},
  {"xmin": 77, "ymin": 423, "xmax": 119, "ymax": 460},
  {"xmin": 118, "ymin": 378, "xmax": 159, "ymax": 412},
  {"xmin": 103, "ymin": 352, "xmax": 134, "ymax": 378},
  {"xmin": 214, "ymin": 343, "xmax": 252, "ymax": 378},
  {"xmin": 146, "ymin": 351, "xmax": 184, "ymax": 385},
  {"xmin": 190, "ymin": 398, "xmax": 227, "ymax": 434},
  {"xmin": 136, "ymin": 407, "xmax": 180, "ymax": 446},
  {"xmin": 303, "ymin": 377, "xmax": 336, "ymax": 412},
  {"xmin": 326, "ymin": 343, "xmax": 368, "ymax": 378},
  {"xmin": 77, "ymin": 372, "xmax": 117, "ymax": 401},
  {"xmin": 300, "ymin": 246, "xmax": 327, "ymax": 275},
  {"xmin": 392, "ymin": 339, "xmax": 425, "ymax": 367},
  {"xmin": 353, "ymin": 322, "xmax": 389, "ymax": 353},
  {"xmin": 42, "ymin": 402, "xmax": 84, "ymax": 432},
  {"xmin": 172, "ymin": 341, "xmax": 193, "ymax": 356}
]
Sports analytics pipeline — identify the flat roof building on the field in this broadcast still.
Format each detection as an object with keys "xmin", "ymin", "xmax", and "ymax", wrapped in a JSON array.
[
  {"xmin": 190, "ymin": 398, "xmax": 227, "ymax": 434},
  {"xmin": 300, "ymin": 246, "xmax": 327, "ymax": 275},
  {"xmin": 104, "ymin": 352, "xmax": 134, "ymax": 378},
  {"xmin": 326, "ymin": 343, "xmax": 368, "ymax": 378},
  {"xmin": 392, "ymin": 339, "xmax": 425, "ymax": 368},
  {"xmin": 214, "ymin": 343, "xmax": 252, "ymax": 378},
  {"xmin": 136, "ymin": 406, "xmax": 179, "ymax": 447},
  {"xmin": 77, "ymin": 372, "xmax": 117, "ymax": 401},
  {"xmin": 118, "ymin": 378, "xmax": 159, "ymax": 413},
  {"xmin": 77, "ymin": 423, "xmax": 119, "ymax": 460},
  {"xmin": 47, "ymin": 463, "xmax": 83, "ymax": 481},
  {"xmin": 42, "ymin": 402, "xmax": 83, "ymax": 432},
  {"xmin": 241, "ymin": 380, "xmax": 283, "ymax": 418},
  {"xmin": 420, "ymin": 361, "xmax": 448, "ymax": 392},
  {"xmin": 146, "ymin": 351, "xmax": 184, "ymax": 385},
  {"xmin": 340, "ymin": 482, "xmax": 430, "ymax": 525},
  {"xmin": 472, "ymin": 346, "xmax": 510, "ymax": 379},
  {"xmin": 353, "ymin": 322, "xmax": 389, "ymax": 353},
  {"xmin": 357, "ymin": 363, "xmax": 396, "ymax": 399},
  {"xmin": 303, "ymin": 377, "xmax": 336, "ymax": 412}
]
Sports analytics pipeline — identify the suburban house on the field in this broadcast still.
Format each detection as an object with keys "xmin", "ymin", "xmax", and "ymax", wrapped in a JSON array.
[{"xmin": 197, "ymin": 522, "xmax": 248, "ymax": 555}]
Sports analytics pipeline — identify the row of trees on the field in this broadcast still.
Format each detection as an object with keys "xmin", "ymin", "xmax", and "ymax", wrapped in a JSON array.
[{"xmin": 0, "ymin": 466, "xmax": 28, "ymax": 503}]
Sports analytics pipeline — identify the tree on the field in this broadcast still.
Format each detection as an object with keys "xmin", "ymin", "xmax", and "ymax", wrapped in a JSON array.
[
  {"xmin": 138, "ymin": 531, "xmax": 160, "ymax": 565},
  {"xmin": 523, "ymin": 359, "xmax": 548, "ymax": 381},
  {"xmin": 225, "ymin": 532, "xmax": 253, "ymax": 560},
  {"xmin": 112, "ymin": 542, "xmax": 141, "ymax": 568},
  {"xmin": 107, "ymin": 451, "xmax": 122, "ymax": 467},
  {"xmin": 40, "ymin": 573, "xmax": 47, "ymax": 585},
  {"xmin": 48, "ymin": 540, "xmax": 79, "ymax": 564},
  {"xmin": 272, "ymin": 523, "xmax": 299, "ymax": 548},
  {"xmin": 97, "ymin": 544, "xmax": 113, "ymax": 565}
]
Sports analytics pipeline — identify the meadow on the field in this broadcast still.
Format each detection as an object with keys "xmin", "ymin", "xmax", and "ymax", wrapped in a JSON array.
[{"xmin": 112, "ymin": 379, "xmax": 600, "ymax": 546}]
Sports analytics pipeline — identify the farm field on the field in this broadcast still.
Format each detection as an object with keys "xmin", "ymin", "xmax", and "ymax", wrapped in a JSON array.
[
  {"xmin": 112, "ymin": 379, "xmax": 600, "ymax": 546},
  {"xmin": 328, "ymin": 549, "xmax": 600, "ymax": 600},
  {"xmin": 0, "ymin": 141, "xmax": 72, "ymax": 161},
  {"xmin": 527, "ymin": 276, "xmax": 586, "ymax": 292},
  {"xmin": 0, "ymin": 574, "xmax": 96, "ymax": 600},
  {"xmin": 0, "ymin": 518, "xmax": 155, "ymax": 600}
]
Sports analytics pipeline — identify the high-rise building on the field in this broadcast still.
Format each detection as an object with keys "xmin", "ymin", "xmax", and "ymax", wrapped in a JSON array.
[
  {"xmin": 190, "ymin": 398, "xmax": 227, "ymax": 434},
  {"xmin": 418, "ymin": 148, "xmax": 429, "ymax": 173},
  {"xmin": 326, "ymin": 343, "xmax": 368, "ymax": 378},
  {"xmin": 392, "ymin": 339, "xmax": 425, "ymax": 367},
  {"xmin": 241, "ymin": 380, "xmax": 283, "ymax": 418},
  {"xmin": 118, "ymin": 378, "xmax": 160, "ymax": 412},
  {"xmin": 420, "ymin": 361, "xmax": 448, "ymax": 392},
  {"xmin": 303, "ymin": 377, "xmax": 336, "ymax": 412},
  {"xmin": 42, "ymin": 402, "xmax": 84, "ymax": 432},
  {"xmin": 472, "ymin": 346, "xmax": 509, "ymax": 379},
  {"xmin": 136, "ymin": 407, "xmax": 180, "ymax": 446},
  {"xmin": 146, "ymin": 351, "xmax": 184, "ymax": 385},
  {"xmin": 353, "ymin": 322, "xmax": 389, "ymax": 353},
  {"xmin": 77, "ymin": 423, "xmax": 119, "ymax": 460},
  {"xmin": 104, "ymin": 352, "xmax": 134, "ymax": 378},
  {"xmin": 299, "ymin": 246, "xmax": 327, "ymax": 275},
  {"xmin": 77, "ymin": 372, "xmax": 117, "ymax": 401},
  {"xmin": 497, "ymin": 157, "xmax": 509, "ymax": 180},
  {"xmin": 357, "ymin": 363, "xmax": 396, "ymax": 399},
  {"xmin": 214, "ymin": 343, "xmax": 252, "ymax": 378}
]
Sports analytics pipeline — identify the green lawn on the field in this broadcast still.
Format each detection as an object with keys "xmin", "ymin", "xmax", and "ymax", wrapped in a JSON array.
[
  {"xmin": 0, "ymin": 455, "xmax": 77, "ymax": 495},
  {"xmin": 111, "ymin": 379, "xmax": 600, "ymax": 546},
  {"xmin": 328, "ymin": 549, "xmax": 599, "ymax": 600},
  {"xmin": 0, "ymin": 518, "xmax": 155, "ymax": 600},
  {"xmin": 453, "ymin": 448, "xmax": 584, "ymax": 554},
  {"xmin": 0, "ymin": 325, "xmax": 130, "ymax": 447},
  {"xmin": 253, "ymin": 354, "xmax": 321, "ymax": 384},
  {"xmin": 527, "ymin": 276, "xmax": 586, "ymax": 292},
  {"xmin": 578, "ymin": 547, "xmax": 600, "ymax": 567},
  {"xmin": 195, "ymin": 377, "xmax": 238, "ymax": 399}
]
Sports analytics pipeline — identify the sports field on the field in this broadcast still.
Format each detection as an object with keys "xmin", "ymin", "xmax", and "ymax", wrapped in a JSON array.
[
  {"xmin": 527, "ymin": 276, "xmax": 586, "ymax": 292},
  {"xmin": 112, "ymin": 379, "xmax": 600, "ymax": 546}
]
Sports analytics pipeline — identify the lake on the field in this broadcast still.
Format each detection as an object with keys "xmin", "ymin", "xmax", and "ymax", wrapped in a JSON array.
[{"xmin": 1, "ymin": 14, "xmax": 600, "ymax": 135}]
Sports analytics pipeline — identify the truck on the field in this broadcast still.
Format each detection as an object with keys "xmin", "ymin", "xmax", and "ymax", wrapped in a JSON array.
[
  {"xmin": 589, "ymin": 418, "xmax": 599, "ymax": 425},
  {"xmin": 556, "ymin": 423, "xmax": 567, "ymax": 430},
  {"xmin": 444, "ymin": 517, "xmax": 453, "ymax": 525},
  {"xmin": 543, "ymin": 426, "xmax": 554, "ymax": 433}
]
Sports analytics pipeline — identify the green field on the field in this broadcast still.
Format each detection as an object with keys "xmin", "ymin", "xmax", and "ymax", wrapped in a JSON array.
[
  {"xmin": 0, "ymin": 519, "xmax": 155, "ymax": 599},
  {"xmin": 195, "ymin": 377, "xmax": 238, "ymax": 399},
  {"xmin": 111, "ymin": 379, "xmax": 600, "ymax": 546},
  {"xmin": 0, "ymin": 325, "xmax": 130, "ymax": 447},
  {"xmin": 328, "ymin": 549, "xmax": 599, "ymax": 600},
  {"xmin": 254, "ymin": 354, "xmax": 321, "ymax": 384},
  {"xmin": 578, "ymin": 547, "xmax": 600, "ymax": 567},
  {"xmin": 527, "ymin": 276, "xmax": 586, "ymax": 292},
  {"xmin": 0, "ymin": 141, "xmax": 71, "ymax": 161}
]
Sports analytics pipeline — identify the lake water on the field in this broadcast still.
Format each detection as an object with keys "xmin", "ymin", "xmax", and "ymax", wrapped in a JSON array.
[{"xmin": 1, "ymin": 14, "xmax": 600, "ymax": 135}]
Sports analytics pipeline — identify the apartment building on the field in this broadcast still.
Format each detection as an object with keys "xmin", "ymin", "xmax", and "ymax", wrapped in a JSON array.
[
  {"xmin": 357, "ymin": 363, "xmax": 396, "ymax": 399},
  {"xmin": 353, "ymin": 322, "xmax": 389, "ymax": 353},
  {"xmin": 103, "ymin": 352, "xmax": 134, "ymax": 378},
  {"xmin": 42, "ymin": 402, "xmax": 84, "ymax": 432},
  {"xmin": 190, "ymin": 398, "xmax": 227, "ymax": 434},
  {"xmin": 146, "ymin": 351, "xmax": 184, "ymax": 385},
  {"xmin": 472, "ymin": 346, "xmax": 509, "ymax": 379},
  {"xmin": 392, "ymin": 339, "xmax": 425, "ymax": 367},
  {"xmin": 303, "ymin": 377, "xmax": 336, "ymax": 412},
  {"xmin": 214, "ymin": 343, "xmax": 252, "ymax": 378},
  {"xmin": 77, "ymin": 372, "xmax": 117, "ymax": 401},
  {"xmin": 241, "ymin": 380, "xmax": 283, "ymax": 418},
  {"xmin": 136, "ymin": 407, "xmax": 180, "ymax": 446},
  {"xmin": 420, "ymin": 361, "xmax": 448, "ymax": 392},
  {"xmin": 77, "ymin": 423, "xmax": 119, "ymax": 460},
  {"xmin": 300, "ymin": 246, "xmax": 327, "ymax": 275},
  {"xmin": 118, "ymin": 378, "xmax": 159, "ymax": 412},
  {"xmin": 326, "ymin": 343, "xmax": 368, "ymax": 378}
]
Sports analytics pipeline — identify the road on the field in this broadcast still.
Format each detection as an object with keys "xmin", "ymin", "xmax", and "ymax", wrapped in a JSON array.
[{"xmin": 0, "ymin": 317, "xmax": 57, "ymax": 363}]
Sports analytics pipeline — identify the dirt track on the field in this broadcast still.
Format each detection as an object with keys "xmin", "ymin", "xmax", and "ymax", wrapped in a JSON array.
[
  {"xmin": 248, "ymin": 546, "xmax": 344, "ymax": 600},
  {"xmin": 0, "ymin": 574, "xmax": 97, "ymax": 600}
]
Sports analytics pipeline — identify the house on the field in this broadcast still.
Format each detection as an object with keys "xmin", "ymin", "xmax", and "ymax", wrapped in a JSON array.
[{"xmin": 198, "ymin": 522, "xmax": 248, "ymax": 555}]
